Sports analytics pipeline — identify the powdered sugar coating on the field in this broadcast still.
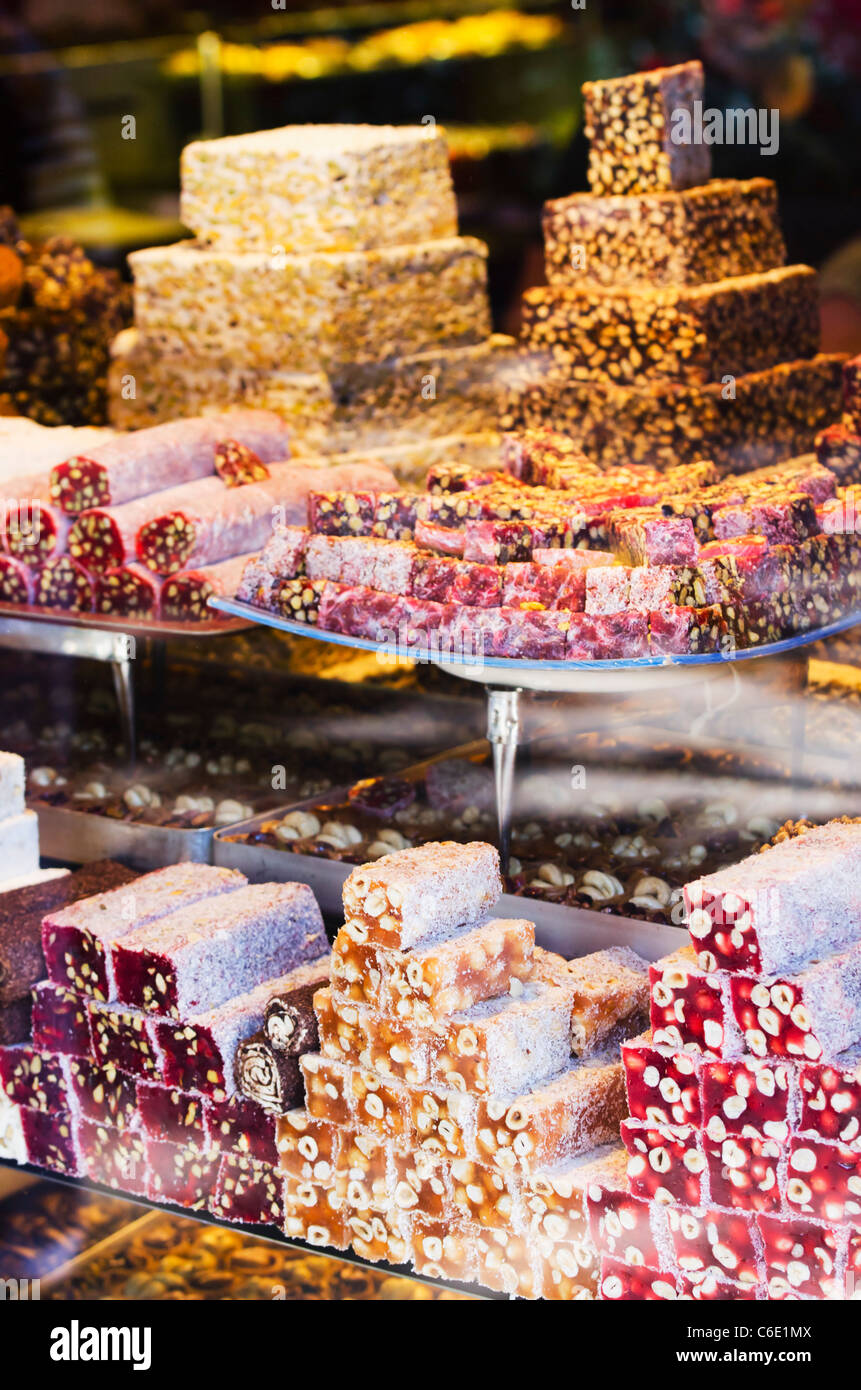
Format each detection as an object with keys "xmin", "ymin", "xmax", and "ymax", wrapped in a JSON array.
[{"xmin": 342, "ymin": 840, "xmax": 502, "ymax": 950}]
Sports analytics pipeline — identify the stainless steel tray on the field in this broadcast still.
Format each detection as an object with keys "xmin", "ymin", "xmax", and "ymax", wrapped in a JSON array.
[
  {"xmin": 213, "ymin": 809, "xmax": 681, "ymax": 962},
  {"xmin": 34, "ymin": 804, "xmax": 215, "ymax": 870}
]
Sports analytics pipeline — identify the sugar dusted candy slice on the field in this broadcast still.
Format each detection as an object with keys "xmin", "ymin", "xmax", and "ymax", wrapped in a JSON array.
[
  {"xmin": 685, "ymin": 820, "xmax": 861, "ymax": 975},
  {"xmin": 282, "ymin": 1175, "xmax": 348, "ymax": 1251},
  {"xmin": 729, "ymin": 944, "xmax": 861, "ymax": 1063},
  {"xmin": 756, "ymin": 1212, "xmax": 842, "ymax": 1300},
  {"xmin": 351, "ymin": 1067, "xmax": 409, "ymax": 1139},
  {"xmin": 204, "ymin": 1095, "xmax": 277, "ymax": 1165},
  {"xmin": 408, "ymin": 1082, "xmax": 476, "ymax": 1158},
  {"xmin": 77, "ymin": 1118, "xmax": 148, "ymax": 1195},
  {"xmin": 391, "ymin": 1148, "xmax": 450, "ymax": 1219},
  {"xmin": 410, "ymin": 1213, "xmax": 477, "ymax": 1283},
  {"xmin": 667, "ymin": 1205, "xmax": 762, "ymax": 1287},
  {"xmin": 342, "ymin": 840, "xmax": 502, "ymax": 951},
  {"xmin": 700, "ymin": 1057, "xmax": 794, "ymax": 1143},
  {"xmin": 21, "ymin": 1106, "xmax": 80, "ymax": 1175},
  {"xmin": 145, "ymin": 1137, "xmax": 220, "ymax": 1209},
  {"xmin": 0, "ymin": 1044, "xmax": 67, "ymax": 1113},
  {"xmin": 583, "ymin": 61, "xmax": 710, "ymax": 197},
  {"xmin": 599, "ymin": 1256, "xmax": 678, "ymax": 1301},
  {"xmin": 42, "ymin": 862, "xmax": 246, "ymax": 1001},
  {"xmin": 214, "ymin": 1154, "xmax": 283, "ymax": 1226},
  {"xmin": 475, "ymin": 1055, "xmax": 626, "ymax": 1174},
  {"xmin": 152, "ymin": 954, "xmax": 330, "ymax": 1098},
  {"xmin": 786, "ymin": 1136, "xmax": 861, "ymax": 1222},
  {"xmin": 798, "ymin": 1048, "xmax": 861, "ymax": 1144},
  {"xmin": 235, "ymin": 1030, "xmax": 303, "ymax": 1115},
  {"xmin": 649, "ymin": 945, "xmax": 742, "ymax": 1056},
  {"xmin": 356, "ymin": 1007, "xmax": 431, "ymax": 1085},
  {"xmin": 113, "ymin": 880, "xmax": 326, "ymax": 1018},
  {"xmin": 300, "ymin": 1054, "xmax": 354, "ymax": 1127},
  {"xmin": 31, "ymin": 981, "xmax": 91, "ymax": 1057},
  {"xmin": 63, "ymin": 1056, "xmax": 137, "ymax": 1130},
  {"xmin": 345, "ymin": 1207, "xmax": 411, "ymax": 1266},
  {"xmin": 705, "ymin": 1131, "xmax": 783, "ymax": 1213},
  {"xmin": 276, "ymin": 1110, "xmax": 339, "ymax": 1183},
  {"xmin": 429, "ymin": 980, "xmax": 572, "ymax": 1096},
  {"xmin": 137, "ymin": 1081, "xmax": 206, "ymax": 1148},
  {"xmin": 0, "ymin": 1093, "xmax": 24, "ymax": 1162},
  {"xmin": 622, "ymin": 1120, "xmax": 706, "ymax": 1206},
  {"xmin": 88, "ymin": 999, "xmax": 160, "ymax": 1079},
  {"xmin": 531, "ymin": 944, "xmax": 649, "ymax": 1057},
  {"xmin": 677, "ymin": 1273, "xmax": 761, "ymax": 1301},
  {"xmin": 622, "ymin": 1032, "xmax": 702, "ymax": 1126}
]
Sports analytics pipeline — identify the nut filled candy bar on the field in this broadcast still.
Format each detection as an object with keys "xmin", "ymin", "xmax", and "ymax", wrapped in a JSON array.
[
  {"xmin": 530, "ymin": 945, "xmax": 649, "ymax": 1057},
  {"xmin": 204, "ymin": 1096, "xmax": 278, "ymax": 1165},
  {"xmin": 622, "ymin": 1120, "xmax": 707, "ymax": 1206},
  {"xmin": 622, "ymin": 1032, "xmax": 703, "ymax": 1127},
  {"xmin": 33, "ymin": 556, "xmax": 94, "ymax": 612},
  {"xmin": 410, "ymin": 1212, "xmax": 477, "ymax": 1283},
  {"xmin": 94, "ymin": 563, "xmax": 163, "ymax": 619},
  {"xmin": 0, "ymin": 1044, "xmax": 67, "ymax": 1113},
  {"xmin": 786, "ymin": 1136, "xmax": 861, "ymax": 1222},
  {"xmin": 408, "ymin": 1083, "xmax": 476, "ymax": 1158},
  {"xmin": 391, "ymin": 1148, "xmax": 450, "ymax": 1219},
  {"xmin": 145, "ymin": 1137, "xmax": 221, "ymax": 1209},
  {"xmin": 50, "ymin": 410, "xmax": 291, "ymax": 514},
  {"xmin": 584, "ymin": 1149, "xmax": 667, "ymax": 1265},
  {"xmin": 235, "ymin": 524, "xmax": 309, "ymax": 609},
  {"xmin": 234, "ymin": 1030, "xmax": 303, "ymax": 1115},
  {"xmin": 342, "ymin": 840, "xmax": 502, "ymax": 951},
  {"xmin": 816, "ymin": 424, "xmax": 861, "ymax": 484},
  {"xmin": 844, "ymin": 353, "xmax": 861, "ymax": 427},
  {"xmin": 474, "ymin": 1225, "xmax": 541, "ymax": 1298},
  {"xmin": 756, "ymin": 1212, "xmax": 842, "ymax": 1300},
  {"xmin": 704, "ymin": 1131, "xmax": 783, "ymax": 1213},
  {"xmin": 701, "ymin": 1057, "xmax": 795, "ymax": 1143},
  {"xmin": 160, "ymin": 553, "xmax": 257, "ymax": 622},
  {"xmin": 685, "ymin": 820, "xmax": 861, "ymax": 975},
  {"xmin": 331, "ymin": 995, "xmax": 431, "ymax": 1085},
  {"xmin": 429, "ymin": 981, "xmax": 572, "ymax": 1096},
  {"xmin": 345, "ymin": 1207, "xmax": 411, "ymax": 1266},
  {"xmin": 0, "ymin": 555, "xmax": 34, "ymax": 604},
  {"xmin": 282, "ymin": 1176, "xmax": 349, "ymax": 1251},
  {"xmin": 340, "ymin": 1127, "xmax": 390, "ymax": 1212},
  {"xmin": 214, "ymin": 1153, "xmax": 283, "ymax": 1226},
  {"xmin": 152, "ymin": 954, "xmax": 329, "ymax": 1098},
  {"xmin": 542, "ymin": 178, "xmax": 785, "ymax": 290},
  {"xmin": 713, "ymin": 492, "xmax": 819, "ymax": 545},
  {"xmin": 62, "ymin": 1056, "xmax": 138, "ymax": 1130},
  {"xmin": 313, "ymin": 988, "xmax": 366, "ymax": 1067},
  {"xmin": 137, "ymin": 1081, "xmax": 207, "ymax": 1148},
  {"xmin": 32, "ymin": 981, "xmax": 91, "ymax": 1057},
  {"xmin": 20, "ymin": 1105, "xmax": 80, "ymax": 1175},
  {"xmin": 649, "ymin": 946, "xmax": 742, "ymax": 1056},
  {"xmin": 608, "ymin": 512, "xmax": 698, "ymax": 567},
  {"xmin": 475, "ymin": 1055, "xmax": 626, "ymax": 1173},
  {"xmin": 112, "ymin": 880, "xmax": 326, "ymax": 1018},
  {"xmin": 2, "ymin": 481, "xmax": 72, "ymax": 563},
  {"xmin": 88, "ymin": 999, "xmax": 161, "ymax": 1079},
  {"xmin": 649, "ymin": 604, "xmax": 731, "ymax": 656},
  {"xmin": 798, "ymin": 1049, "xmax": 861, "ymax": 1144},
  {"xmin": 536, "ymin": 1236, "xmax": 597, "ymax": 1301},
  {"xmin": 583, "ymin": 61, "xmax": 711, "ymax": 197},
  {"xmin": 42, "ymin": 862, "xmax": 245, "ymax": 1002},
  {"xmin": 77, "ymin": 1119, "xmax": 148, "ymax": 1196},
  {"xmin": 449, "ymin": 1158, "xmax": 521, "ymax": 1230},
  {"xmin": 300, "ymin": 1054, "xmax": 354, "ymax": 1126},
  {"xmin": 729, "ymin": 942, "xmax": 861, "ymax": 1063},
  {"xmin": 276, "ymin": 1110, "xmax": 340, "ymax": 1183},
  {"xmin": 277, "ymin": 576, "xmax": 327, "ymax": 625},
  {"xmin": 526, "ymin": 1142, "xmax": 623, "ymax": 1244},
  {"xmin": 667, "ymin": 1206, "xmax": 763, "ymax": 1289},
  {"xmin": 351, "ymin": 1067, "xmax": 410, "ymax": 1138}
]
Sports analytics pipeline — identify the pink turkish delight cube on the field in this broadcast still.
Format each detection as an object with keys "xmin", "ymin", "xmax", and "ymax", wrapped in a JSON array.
[
  {"xmin": 585, "ymin": 566, "xmax": 631, "ymax": 615},
  {"xmin": 621, "ymin": 1120, "xmax": 706, "ymax": 1206},
  {"xmin": 88, "ymin": 999, "xmax": 160, "ymax": 1079},
  {"xmin": 500, "ymin": 561, "xmax": 585, "ymax": 610},
  {"xmin": 649, "ymin": 604, "xmax": 729, "ymax": 656},
  {"xmin": 704, "ymin": 1131, "xmax": 783, "ymax": 1213},
  {"xmin": 610, "ymin": 513, "xmax": 698, "ymax": 567},
  {"xmin": 136, "ymin": 1081, "xmax": 207, "ymax": 1148},
  {"xmin": 621, "ymin": 1032, "xmax": 702, "ymax": 1126},
  {"xmin": 410, "ymin": 552, "xmax": 461, "ymax": 601},
  {"xmin": 568, "ymin": 611, "xmax": 649, "ymax": 659},
  {"xmin": 490, "ymin": 607, "xmax": 572, "ymax": 660},
  {"xmin": 756, "ymin": 1211, "xmax": 842, "ymax": 1300},
  {"xmin": 20, "ymin": 1106, "xmax": 80, "ymax": 1175},
  {"xmin": 204, "ymin": 1096, "xmax": 278, "ymax": 1165},
  {"xmin": 667, "ymin": 1205, "xmax": 762, "ymax": 1288},
  {"xmin": 446, "ymin": 563, "xmax": 502, "ymax": 607}
]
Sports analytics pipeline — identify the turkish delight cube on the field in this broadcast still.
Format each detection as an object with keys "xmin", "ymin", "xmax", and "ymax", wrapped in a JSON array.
[
  {"xmin": 500, "ymin": 561, "xmax": 583, "ymax": 610},
  {"xmin": 410, "ymin": 1213, "xmax": 477, "ymax": 1283},
  {"xmin": 371, "ymin": 492, "xmax": 419, "ymax": 542},
  {"xmin": 729, "ymin": 944, "xmax": 861, "ymax": 1065},
  {"xmin": 214, "ymin": 1153, "xmax": 283, "ymax": 1226},
  {"xmin": 88, "ymin": 999, "xmax": 160, "ymax": 1079},
  {"xmin": 339, "ymin": 1127, "xmax": 390, "ymax": 1213},
  {"xmin": 145, "ymin": 1137, "xmax": 220, "ymax": 1209},
  {"xmin": 203, "ymin": 1095, "xmax": 278, "ymax": 1164},
  {"xmin": 535, "ymin": 1234, "xmax": 597, "ymax": 1300},
  {"xmin": 786, "ymin": 1136, "xmax": 861, "ymax": 1223},
  {"xmin": 62, "ymin": 1056, "xmax": 138, "ymax": 1130},
  {"xmin": 449, "ymin": 1158, "xmax": 521, "ymax": 1231},
  {"xmin": 584, "ymin": 566, "xmax": 632, "ymax": 615},
  {"xmin": 342, "ymin": 841, "xmax": 502, "ymax": 951},
  {"xmin": 599, "ymin": 1257, "xmax": 679, "ymax": 1301},
  {"xmin": 587, "ymin": 1167, "xmax": 667, "ymax": 1270},
  {"xmin": 446, "ymin": 563, "xmax": 502, "ymax": 608},
  {"xmin": 526, "ymin": 1144, "xmax": 621, "ymax": 1245},
  {"xmin": 390, "ymin": 1148, "xmax": 451, "ymax": 1220},
  {"xmin": 649, "ymin": 946, "xmax": 741, "ymax": 1056},
  {"xmin": 345, "ymin": 1207, "xmax": 411, "ymax": 1266},
  {"xmin": 685, "ymin": 820, "xmax": 861, "ymax": 975},
  {"xmin": 677, "ymin": 1273, "xmax": 761, "ymax": 1300},
  {"xmin": 77, "ymin": 1118, "xmax": 148, "ymax": 1196},
  {"xmin": 429, "ymin": 981, "xmax": 572, "ymax": 1096},
  {"xmin": 622, "ymin": 1120, "xmax": 706, "ymax": 1206},
  {"xmin": 567, "ymin": 610, "xmax": 649, "ymax": 659},
  {"xmin": 136, "ymin": 1081, "xmax": 206, "ymax": 1148},
  {"xmin": 0, "ymin": 1044, "xmax": 67, "ymax": 1113},
  {"xmin": 20, "ymin": 1106, "xmax": 80, "ymax": 1175},
  {"xmin": 491, "ymin": 607, "xmax": 574, "ymax": 660},
  {"xmin": 705, "ymin": 1131, "xmax": 784, "ymax": 1213},
  {"xmin": 583, "ymin": 61, "xmax": 710, "ymax": 197},
  {"xmin": 530, "ymin": 945, "xmax": 650, "ymax": 1058},
  {"xmin": 282, "ymin": 1175, "xmax": 348, "ymax": 1251},
  {"xmin": 383, "ymin": 917, "xmax": 535, "ymax": 1024},
  {"xmin": 756, "ymin": 1212, "xmax": 842, "ymax": 1300},
  {"xmin": 410, "ymin": 552, "xmax": 462, "ymax": 602},
  {"xmin": 314, "ymin": 987, "xmax": 365, "ymax": 1067},
  {"xmin": 407, "ymin": 1082, "xmax": 476, "ymax": 1158},
  {"xmin": 357, "ymin": 1008, "xmax": 431, "ymax": 1085},
  {"xmin": 621, "ymin": 1032, "xmax": 702, "ymax": 1126},
  {"xmin": 798, "ymin": 1050, "xmax": 861, "ymax": 1145},
  {"xmin": 609, "ymin": 512, "xmax": 698, "ymax": 567},
  {"xmin": 700, "ymin": 1057, "xmax": 795, "ymax": 1144},
  {"xmin": 276, "ymin": 1110, "xmax": 340, "ymax": 1183},
  {"xmin": 648, "ymin": 604, "xmax": 730, "ymax": 656},
  {"xmin": 308, "ymin": 490, "xmax": 377, "ymax": 537},
  {"xmin": 474, "ymin": 1225, "xmax": 541, "ymax": 1299},
  {"xmin": 31, "ymin": 981, "xmax": 91, "ymax": 1057},
  {"xmin": 474, "ymin": 1056, "xmax": 626, "ymax": 1174},
  {"xmin": 351, "ymin": 1068, "xmax": 409, "ymax": 1139},
  {"xmin": 667, "ymin": 1205, "xmax": 762, "ymax": 1288}
]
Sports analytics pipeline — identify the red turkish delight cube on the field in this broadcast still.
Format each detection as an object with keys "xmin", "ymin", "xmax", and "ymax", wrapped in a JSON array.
[
  {"xmin": 500, "ymin": 561, "xmax": 585, "ymax": 611},
  {"xmin": 0, "ymin": 1044, "xmax": 67, "ymax": 1113},
  {"xmin": 705, "ymin": 1131, "xmax": 783, "ymax": 1213},
  {"xmin": 700, "ymin": 1057, "xmax": 794, "ymax": 1143},
  {"xmin": 599, "ymin": 1257, "xmax": 678, "ymax": 1301},
  {"xmin": 213, "ymin": 1153, "xmax": 283, "ymax": 1226},
  {"xmin": 410, "ymin": 552, "xmax": 461, "ymax": 602},
  {"xmin": 756, "ymin": 1211, "xmax": 842, "ymax": 1300},
  {"xmin": 649, "ymin": 947, "xmax": 741, "ymax": 1057},
  {"xmin": 677, "ymin": 1273, "xmax": 761, "ymax": 1300},
  {"xmin": 786, "ymin": 1135, "xmax": 861, "ymax": 1223},
  {"xmin": 798, "ymin": 1050, "xmax": 861, "ymax": 1145},
  {"xmin": 446, "ymin": 563, "xmax": 502, "ymax": 607},
  {"xmin": 20, "ymin": 1106, "xmax": 80, "ymax": 1175},
  {"xmin": 846, "ymin": 1229, "xmax": 861, "ymax": 1299},
  {"xmin": 649, "ymin": 604, "xmax": 730, "ymax": 656},
  {"xmin": 621, "ymin": 1119, "xmax": 706, "ymax": 1206},
  {"xmin": 567, "ymin": 611, "xmax": 648, "ymax": 659},
  {"xmin": 714, "ymin": 494, "xmax": 818, "ymax": 545},
  {"xmin": 610, "ymin": 513, "xmax": 698, "ymax": 567},
  {"xmin": 137, "ymin": 1081, "xmax": 206, "ymax": 1148},
  {"xmin": 697, "ymin": 536, "xmax": 781, "ymax": 601},
  {"xmin": 31, "ymin": 982, "xmax": 91, "ymax": 1057},
  {"xmin": 584, "ymin": 566, "xmax": 631, "ymax": 615},
  {"xmin": 77, "ymin": 1118, "xmax": 148, "ymax": 1196},
  {"xmin": 667, "ymin": 1205, "xmax": 762, "ymax": 1288},
  {"xmin": 463, "ymin": 520, "xmax": 535, "ymax": 564},
  {"xmin": 88, "ymin": 1000, "xmax": 160, "ymax": 1079},
  {"xmin": 145, "ymin": 1137, "xmax": 220, "ymax": 1209},
  {"xmin": 621, "ymin": 1033, "xmax": 702, "ymax": 1126},
  {"xmin": 586, "ymin": 1180, "xmax": 665, "ymax": 1269},
  {"xmin": 316, "ymin": 582, "xmax": 406, "ymax": 642},
  {"xmin": 729, "ymin": 950, "xmax": 861, "ymax": 1065},
  {"xmin": 63, "ymin": 1056, "xmax": 137, "ymax": 1130},
  {"xmin": 487, "ymin": 607, "xmax": 571, "ymax": 660},
  {"xmin": 204, "ymin": 1096, "xmax": 278, "ymax": 1165}
]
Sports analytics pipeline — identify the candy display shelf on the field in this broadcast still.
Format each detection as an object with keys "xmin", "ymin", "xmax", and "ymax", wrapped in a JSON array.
[
  {"xmin": 210, "ymin": 597, "xmax": 861, "ymax": 865},
  {"xmin": 0, "ymin": 1163, "xmax": 490, "ymax": 1300}
]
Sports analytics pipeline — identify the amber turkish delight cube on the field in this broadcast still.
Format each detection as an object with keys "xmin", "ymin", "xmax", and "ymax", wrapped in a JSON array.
[
  {"xmin": 276, "ymin": 1109, "xmax": 340, "ymax": 1183},
  {"xmin": 282, "ymin": 1174, "xmax": 348, "ymax": 1250},
  {"xmin": 391, "ymin": 1147, "xmax": 451, "ymax": 1219},
  {"xmin": 530, "ymin": 944, "xmax": 649, "ymax": 1057},
  {"xmin": 407, "ymin": 1082, "xmax": 476, "ymax": 1158},
  {"xmin": 410, "ymin": 1213, "xmax": 477, "ymax": 1283},
  {"xmin": 428, "ymin": 980, "xmax": 572, "ymax": 1096},
  {"xmin": 300, "ymin": 1053, "xmax": 354, "ymax": 1126}
]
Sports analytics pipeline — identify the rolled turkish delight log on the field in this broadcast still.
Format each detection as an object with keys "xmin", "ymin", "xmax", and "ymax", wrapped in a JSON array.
[
  {"xmin": 94, "ymin": 563, "xmax": 163, "ymax": 619},
  {"xmin": 160, "ymin": 553, "xmax": 257, "ymax": 622},
  {"xmin": 2, "ymin": 859, "xmax": 138, "ymax": 1006},
  {"xmin": 263, "ymin": 962, "xmax": 331, "ymax": 1055},
  {"xmin": 235, "ymin": 1029, "xmax": 304, "ymax": 1114},
  {"xmin": 1, "ymin": 475, "xmax": 72, "ymax": 562},
  {"xmin": 50, "ymin": 410, "xmax": 292, "ymax": 514},
  {"xmin": 342, "ymin": 840, "xmax": 502, "ymax": 951},
  {"xmin": 33, "ymin": 555, "xmax": 95, "ymax": 612},
  {"xmin": 0, "ymin": 555, "xmax": 34, "ymax": 604},
  {"xmin": 151, "ymin": 953, "xmax": 330, "ymax": 1098},
  {"xmin": 41, "ymin": 862, "xmax": 246, "ymax": 1001},
  {"xmin": 685, "ymin": 820, "xmax": 861, "ymax": 975},
  {"xmin": 111, "ymin": 880, "xmax": 326, "ymax": 1018}
]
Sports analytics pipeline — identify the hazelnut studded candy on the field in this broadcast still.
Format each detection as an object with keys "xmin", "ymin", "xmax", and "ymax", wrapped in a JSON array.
[
  {"xmin": 282, "ymin": 1174, "xmax": 349, "ymax": 1251},
  {"xmin": 276, "ymin": 1110, "xmax": 340, "ymax": 1184},
  {"xmin": 728, "ymin": 943, "xmax": 861, "ymax": 1063},
  {"xmin": 648, "ymin": 946, "xmax": 741, "ymax": 1057},
  {"xmin": 622, "ymin": 1120, "xmax": 706, "ymax": 1206},
  {"xmin": 410, "ymin": 1213, "xmax": 477, "ymax": 1283},
  {"xmin": 535, "ymin": 1233, "xmax": 597, "ymax": 1300},
  {"xmin": 300, "ymin": 1054, "xmax": 354, "ymax": 1127},
  {"xmin": 351, "ymin": 1067, "xmax": 409, "ymax": 1139},
  {"xmin": 798, "ymin": 1048, "xmax": 861, "ymax": 1144},
  {"xmin": 677, "ymin": 1273, "xmax": 761, "ymax": 1301},
  {"xmin": 621, "ymin": 1032, "xmax": 702, "ymax": 1126},
  {"xmin": 704, "ymin": 1131, "xmax": 784, "ymax": 1213},
  {"xmin": 786, "ymin": 1136, "xmax": 861, "ymax": 1223},
  {"xmin": 474, "ymin": 1226, "xmax": 542, "ymax": 1299},
  {"xmin": 583, "ymin": 61, "xmax": 711, "ymax": 197},
  {"xmin": 700, "ymin": 1057, "xmax": 794, "ymax": 1143},
  {"xmin": 756, "ymin": 1212, "xmax": 842, "ymax": 1300},
  {"xmin": 344, "ymin": 1207, "xmax": 411, "ymax": 1266},
  {"xmin": 666, "ymin": 1206, "xmax": 762, "ymax": 1288},
  {"xmin": 428, "ymin": 981, "xmax": 572, "ymax": 1097},
  {"xmin": 340, "ymin": 1127, "xmax": 390, "ymax": 1212},
  {"xmin": 450, "ymin": 1158, "xmax": 520, "ymax": 1231},
  {"xmin": 599, "ymin": 1256, "xmax": 678, "ymax": 1301},
  {"xmin": 391, "ymin": 1149, "xmax": 451, "ymax": 1219},
  {"xmin": 407, "ymin": 1082, "xmax": 476, "ymax": 1158},
  {"xmin": 527, "ymin": 1144, "xmax": 622, "ymax": 1246},
  {"xmin": 531, "ymin": 944, "xmax": 649, "ymax": 1058}
]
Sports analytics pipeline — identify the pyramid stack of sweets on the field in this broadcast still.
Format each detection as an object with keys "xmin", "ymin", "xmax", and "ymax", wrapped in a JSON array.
[
  {"xmin": 589, "ymin": 817, "xmax": 861, "ymax": 1300},
  {"xmin": 268, "ymin": 839, "xmax": 653, "ymax": 1297},
  {"xmin": 509, "ymin": 61, "xmax": 845, "ymax": 471},
  {"xmin": 109, "ymin": 125, "xmax": 520, "ymax": 458},
  {"xmin": 0, "ymin": 861, "xmax": 330, "ymax": 1225}
]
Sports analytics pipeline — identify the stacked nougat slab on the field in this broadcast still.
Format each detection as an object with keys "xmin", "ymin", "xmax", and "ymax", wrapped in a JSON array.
[
  {"xmin": 0, "ymin": 863, "xmax": 330, "ymax": 1221},
  {"xmin": 279, "ymin": 840, "xmax": 649, "ymax": 1298},
  {"xmin": 110, "ymin": 125, "xmax": 520, "ymax": 460},
  {"xmin": 591, "ymin": 819, "xmax": 861, "ymax": 1301},
  {"xmin": 510, "ymin": 61, "xmax": 844, "ymax": 471}
]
